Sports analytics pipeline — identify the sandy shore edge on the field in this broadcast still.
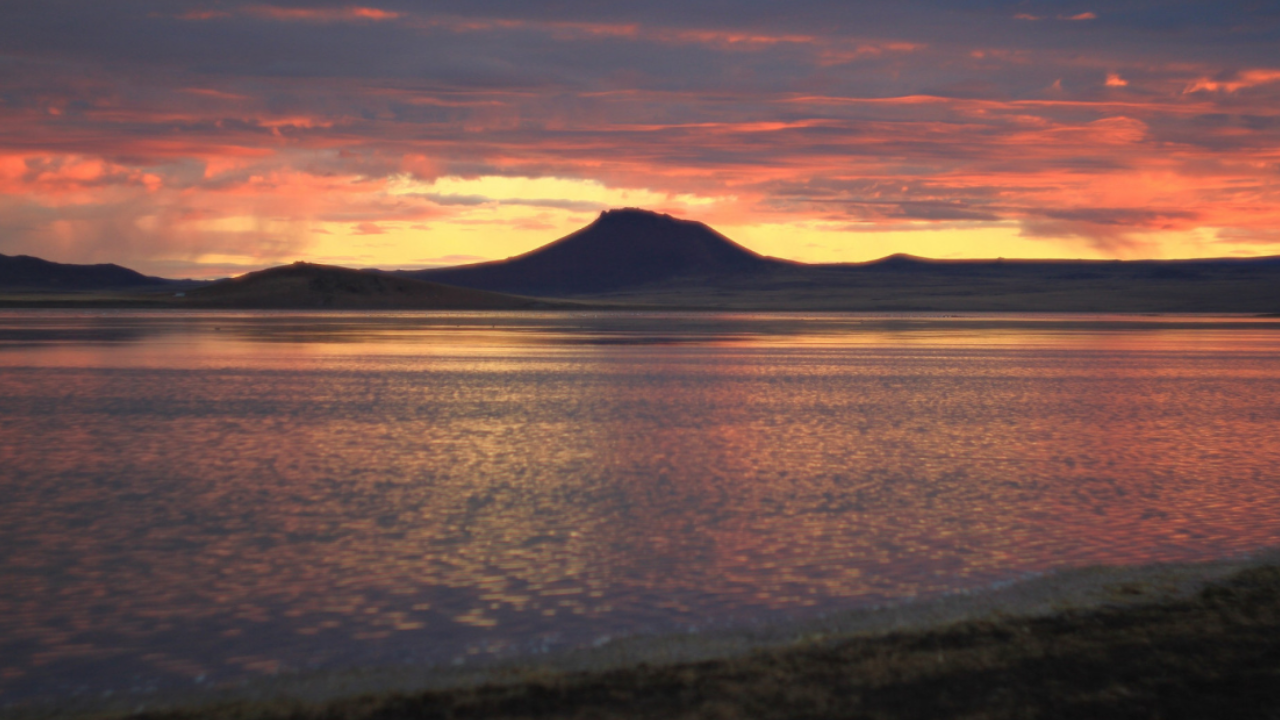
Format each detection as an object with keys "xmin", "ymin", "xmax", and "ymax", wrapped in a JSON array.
[{"xmin": 8, "ymin": 547, "xmax": 1280, "ymax": 719}]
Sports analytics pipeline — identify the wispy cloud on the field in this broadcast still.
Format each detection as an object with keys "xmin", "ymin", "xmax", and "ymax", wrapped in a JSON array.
[
  {"xmin": 181, "ymin": 5, "xmax": 401, "ymax": 23},
  {"xmin": 352, "ymin": 221, "xmax": 386, "ymax": 235},
  {"xmin": 1184, "ymin": 69, "xmax": 1280, "ymax": 93},
  {"xmin": 3, "ymin": 0, "xmax": 1280, "ymax": 273},
  {"xmin": 1015, "ymin": 12, "xmax": 1096, "ymax": 22}
]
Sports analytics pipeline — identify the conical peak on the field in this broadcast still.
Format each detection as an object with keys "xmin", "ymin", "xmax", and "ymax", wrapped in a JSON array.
[
  {"xmin": 600, "ymin": 207, "xmax": 667, "ymax": 218},
  {"xmin": 593, "ymin": 207, "xmax": 681, "ymax": 226},
  {"xmin": 410, "ymin": 207, "xmax": 777, "ymax": 295},
  {"xmin": 564, "ymin": 209, "xmax": 757, "ymax": 262}
]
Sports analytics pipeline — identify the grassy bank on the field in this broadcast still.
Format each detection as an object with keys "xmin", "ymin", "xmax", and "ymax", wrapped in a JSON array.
[{"xmin": 105, "ymin": 564, "xmax": 1280, "ymax": 720}]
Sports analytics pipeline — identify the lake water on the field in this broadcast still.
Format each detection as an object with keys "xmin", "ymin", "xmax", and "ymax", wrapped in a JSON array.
[{"xmin": 2, "ymin": 310, "xmax": 1279, "ymax": 704}]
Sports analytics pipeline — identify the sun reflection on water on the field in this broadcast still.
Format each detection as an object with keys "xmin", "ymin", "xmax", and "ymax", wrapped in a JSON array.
[{"xmin": 0, "ymin": 311, "xmax": 1278, "ymax": 701}]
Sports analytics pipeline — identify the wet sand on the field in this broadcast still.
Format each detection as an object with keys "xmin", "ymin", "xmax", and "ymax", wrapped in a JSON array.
[{"xmin": 11, "ymin": 549, "xmax": 1280, "ymax": 719}]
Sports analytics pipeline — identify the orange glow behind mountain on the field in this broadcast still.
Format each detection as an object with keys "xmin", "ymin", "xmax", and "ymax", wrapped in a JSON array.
[{"xmin": 2, "ymin": 3, "xmax": 1279, "ymax": 277}]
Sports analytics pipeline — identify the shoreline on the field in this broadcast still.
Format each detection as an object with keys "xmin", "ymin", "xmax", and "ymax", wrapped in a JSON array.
[{"xmin": 10, "ymin": 548, "xmax": 1280, "ymax": 719}]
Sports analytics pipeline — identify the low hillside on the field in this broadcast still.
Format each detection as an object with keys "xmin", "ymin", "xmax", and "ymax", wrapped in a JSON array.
[
  {"xmin": 0, "ymin": 253, "xmax": 171, "ymax": 291},
  {"xmin": 410, "ymin": 208, "xmax": 781, "ymax": 295},
  {"xmin": 570, "ymin": 254, "xmax": 1280, "ymax": 313},
  {"xmin": 181, "ymin": 262, "xmax": 574, "ymax": 310},
  {"xmin": 403, "ymin": 210, "xmax": 1280, "ymax": 312}
]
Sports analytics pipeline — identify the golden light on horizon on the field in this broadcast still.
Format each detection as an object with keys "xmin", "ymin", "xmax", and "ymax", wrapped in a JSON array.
[{"xmin": 3, "ymin": 3, "xmax": 1280, "ymax": 277}]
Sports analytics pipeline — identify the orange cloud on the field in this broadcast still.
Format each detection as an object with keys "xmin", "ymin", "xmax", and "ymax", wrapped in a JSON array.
[
  {"xmin": 176, "ymin": 9, "xmax": 231, "ymax": 21},
  {"xmin": 241, "ymin": 5, "xmax": 400, "ymax": 22},
  {"xmin": 6, "ymin": 6, "xmax": 1280, "ymax": 272},
  {"xmin": 181, "ymin": 88, "xmax": 252, "ymax": 101},
  {"xmin": 817, "ymin": 42, "xmax": 923, "ymax": 66},
  {"xmin": 404, "ymin": 15, "xmax": 907, "ymax": 59},
  {"xmin": 1013, "ymin": 11, "xmax": 1097, "ymax": 21},
  {"xmin": 1184, "ymin": 69, "xmax": 1280, "ymax": 93},
  {"xmin": 662, "ymin": 29, "xmax": 816, "ymax": 48},
  {"xmin": 353, "ymin": 221, "xmax": 386, "ymax": 234}
]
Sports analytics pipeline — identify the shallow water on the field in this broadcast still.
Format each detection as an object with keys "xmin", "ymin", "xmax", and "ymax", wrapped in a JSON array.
[{"xmin": 2, "ymin": 311, "xmax": 1279, "ymax": 703}]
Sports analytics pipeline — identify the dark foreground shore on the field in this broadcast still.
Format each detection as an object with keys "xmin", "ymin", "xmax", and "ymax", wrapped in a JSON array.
[{"xmin": 53, "ymin": 562, "xmax": 1273, "ymax": 720}]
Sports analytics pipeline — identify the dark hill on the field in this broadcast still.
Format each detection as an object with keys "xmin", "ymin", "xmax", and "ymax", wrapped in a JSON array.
[
  {"xmin": 182, "ymin": 262, "xmax": 574, "ymax": 310},
  {"xmin": 407, "ymin": 208, "xmax": 781, "ymax": 295},
  {"xmin": 399, "ymin": 209, "xmax": 1280, "ymax": 311},
  {"xmin": 575, "ymin": 251, "xmax": 1280, "ymax": 312},
  {"xmin": 0, "ymin": 253, "xmax": 170, "ymax": 291},
  {"xmin": 5, "ymin": 208, "xmax": 1280, "ymax": 312}
]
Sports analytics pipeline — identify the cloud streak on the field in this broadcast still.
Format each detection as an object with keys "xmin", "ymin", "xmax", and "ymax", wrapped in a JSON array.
[{"xmin": 1, "ymin": 0, "xmax": 1279, "ymax": 274}]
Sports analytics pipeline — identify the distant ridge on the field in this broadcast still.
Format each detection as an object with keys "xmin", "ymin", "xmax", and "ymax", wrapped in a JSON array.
[
  {"xmin": 181, "ymin": 262, "xmax": 573, "ymax": 310},
  {"xmin": 2, "ymin": 209, "xmax": 1279, "ymax": 311},
  {"xmin": 0, "ymin": 253, "xmax": 170, "ymax": 291},
  {"xmin": 842, "ymin": 252, "xmax": 1280, "ymax": 271},
  {"xmin": 408, "ymin": 208, "xmax": 780, "ymax": 295}
]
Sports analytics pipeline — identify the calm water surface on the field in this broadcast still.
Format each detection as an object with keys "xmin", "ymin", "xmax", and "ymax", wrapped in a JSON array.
[{"xmin": 2, "ymin": 311, "xmax": 1279, "ymax": 702}]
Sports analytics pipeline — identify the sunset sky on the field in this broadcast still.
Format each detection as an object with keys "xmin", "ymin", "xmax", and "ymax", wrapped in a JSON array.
[{"xmin": 2, "ymin": 1, "xmax": 1279, "ymax": 278}]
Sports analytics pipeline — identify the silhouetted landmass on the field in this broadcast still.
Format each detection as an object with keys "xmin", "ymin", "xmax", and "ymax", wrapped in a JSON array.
[
  {"xmin": 574, "ymin": 251, "xmax": 1280, "ymax": 312},
  {"xmin": 0, "ymin": 263, "xmax": 579, "ymax": 309},
  {"xmin": 405, "ymin": 208, "xmax": 778, "ymax": 295},
  {"xmin": 179, "ymin": 262, "xmax": 577, "ymax": 310},
  {"xmin": 3, "ymin": 209, "xmax": 1280, "ymax": 311},
  {"xmin": 0, "ymin": 252, "xmax": 175, "ymax": 291},
  {"xmin": 403, "ymin": 209, "xmax": 1280, "ymax": 312}
]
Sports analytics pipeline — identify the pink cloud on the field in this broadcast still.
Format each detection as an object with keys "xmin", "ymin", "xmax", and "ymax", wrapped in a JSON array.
[
  {"xmin": 180, "ymin": 88, "xmax": 252, "ymax": 101},
  {"xmin": 352, "ymin": 222, "xmax": 386, "ymax": 235},
  {"xmin": 241, "ymin": 5, "xmax": 400, "ymax": 22},
  {"xmin": 1215, "ymin": 228, "xmax": 1280, "ymax": 246},
  {"xmin": 1184, "ymin": 69, "xmax": 1280, "ymax": 93},
  {"xmin": 5, "ymin": 6, "xmax": 1280, "ymax": 269},
  {"xmin": 176, "ymin": 9, "xmax": 231, "ymax": 21}
]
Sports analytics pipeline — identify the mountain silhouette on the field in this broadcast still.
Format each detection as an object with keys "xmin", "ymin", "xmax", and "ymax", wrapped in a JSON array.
[
  {"xmin": 4, "ymin": 209, "xmax": 1279, "ymax": 311},
  {"xmin": 183, "ymin": 262, "xmax": 572, "ymax": 309},
  {"xmin": 407, "ymin": 208, "xmax": 781, "ymax": 295},
  {"xmin": 0, "ymin": 253, "xmax": 171, "ymax": 291}
]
